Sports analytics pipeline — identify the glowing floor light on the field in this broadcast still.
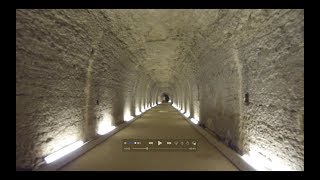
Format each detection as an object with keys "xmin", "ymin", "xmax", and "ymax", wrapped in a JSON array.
[
  {"xmin": 190, "ymin": 118, "xmax": 199, "ymax": 124},
  {"xmin": 44, "ymin": 140, "xmax": 84, "ymax": 164},
  {"xmin": 97, "ymin": 121, "xmax": 116, "ymax": 135},
  {"xmin": 124, "ymin": 115, "xmax": 134, "ymax": 122},
  {"xmin": 184, "ymin": 111, "xmax": 190, "ymax": 118},
  {"xmin": 172, "ymin": 104, "xmax": 178, "ymax": 109},
  {"xmin": 243, "ymin": 155, "xmax": 267, "ymax": 171},
  {"xmin": 241, "ymin": 148, "xmax": 293, "ymax": 171},
  {"xmin": 135, "ymin": 108, "xmax": 141, "ymax": 116}
]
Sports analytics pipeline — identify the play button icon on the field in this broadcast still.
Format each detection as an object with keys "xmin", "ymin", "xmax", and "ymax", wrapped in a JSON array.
[{"xmin": 158, "ymin": 141, "xmax": 162, "ymax": 146}]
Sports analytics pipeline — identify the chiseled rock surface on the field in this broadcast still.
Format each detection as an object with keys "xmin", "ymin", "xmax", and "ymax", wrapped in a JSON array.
[{"xmin": 16, "ymin": 9, "xmax": 304, "ymax": 170}]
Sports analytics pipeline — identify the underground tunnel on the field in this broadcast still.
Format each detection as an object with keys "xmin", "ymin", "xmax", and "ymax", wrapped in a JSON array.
[{"xmin": 16, "ymin": 9, "xmax": 304, "ymax": 171}]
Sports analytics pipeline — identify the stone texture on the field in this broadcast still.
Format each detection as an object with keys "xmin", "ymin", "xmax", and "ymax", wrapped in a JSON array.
[
  {"xmin": 16, "ymin": 9, "xmax": 157, "ymax": 169},
  {"xmin": 16, "ymin": 9, "xmax": 304, "ymax": 170}
]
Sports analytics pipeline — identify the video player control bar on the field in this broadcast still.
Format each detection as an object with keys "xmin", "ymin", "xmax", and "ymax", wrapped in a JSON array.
[{"xmin": 122, "ymin": 139, "xmax": 198, "ymax": 152}]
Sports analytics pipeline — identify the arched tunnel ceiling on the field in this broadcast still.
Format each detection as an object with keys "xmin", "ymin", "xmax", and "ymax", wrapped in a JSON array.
[{"xmin": 105, "ymin": 9, "xmax": 218, "ymax": 87}]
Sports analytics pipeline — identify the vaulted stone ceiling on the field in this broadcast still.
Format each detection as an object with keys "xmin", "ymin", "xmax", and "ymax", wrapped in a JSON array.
[{"xmin": 102, "ymin": 9, "xmax": 219, "ymax": 87}]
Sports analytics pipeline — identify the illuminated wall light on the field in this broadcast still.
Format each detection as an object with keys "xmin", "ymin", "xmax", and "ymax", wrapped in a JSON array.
[
  {"xmin": 269, "ymin": 156, "xmax": 293, "ymax": 171},
  {"xmin": 241, "ymin": 152, "xmax": 269, "ymax": 171},
  {"xmin": 124, "ymin": 116, "xmax": 134, "ymax": 121},
  {"xmin": 241, "ymin": 147, "xmax": 293, "ymax": 171},
  {"xmin": 168, "ymin": 100, "xmax": 171, "ymax": 103},
  {"xmin": 190, "ymin": 118, "xmax": 199, "ymax": 124},
  {"xmin": 124, "ymin": 114, "xmax": 134, "ymax": 122},
  {"xmin": 193, "ymin": 115, "xmax": 200, "ymax": 122},
  {"xmin": 44, "ymin": 140, "xmax": 84, "ymax": 164},
  {"xmin": 184, "ymin": 111, "xmax": 190, "ymax": 118},
  {"xmin": 135, "ymin": 108, "xmax": 141, "ymax": 116},
  {"xmin": 97, "ymin": 120, "xmax": 116, "ymax": 135},
  {"xmin": 173, "ymin": 104, "xmax": 179, "ymax": 110},
  {"xmin": 124, "ymin": 107, "xmax": 134, "ymax": 121}
]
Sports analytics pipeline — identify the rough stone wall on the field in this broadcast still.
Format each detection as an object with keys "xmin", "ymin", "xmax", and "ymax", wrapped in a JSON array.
[
  {"xmin": 16, "ymin": 9, "xmax": 157, "ymax": 170},
  {"xmin": 236, "ymin": 10, "xmax": 304, "ymax": 170},
  {"xmin": 179, "ymin": 9, "xmax": 304, "ymax": 170},
  {"xmin": 198, "ymin": 43, "xmax": 242, "ymax": 152}
]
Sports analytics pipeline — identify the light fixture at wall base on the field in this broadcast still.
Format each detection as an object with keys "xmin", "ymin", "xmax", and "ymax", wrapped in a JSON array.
[
  {"xmin": 44, "ymin": 140, "xmax": 84, "ymax": 164},
  {"xmin": 124, "ymin": 115, "xmax": 134, "ymax": 122},
  {"xmin": 190, "ymin": 118, "xmax": 199, "ymax": 124},
  {"xmin": 241, "ymin": 149, "xmax": 293, "ymax": 171},
  {"xmin": 97, "ymin": 125, "xmax": 116, "ymax": 135}
]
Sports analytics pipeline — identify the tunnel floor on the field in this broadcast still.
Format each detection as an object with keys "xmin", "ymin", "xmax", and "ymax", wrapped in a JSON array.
[{"xmin": 60, "ymin": 103, "xmax": 238, "ymax": 171}]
